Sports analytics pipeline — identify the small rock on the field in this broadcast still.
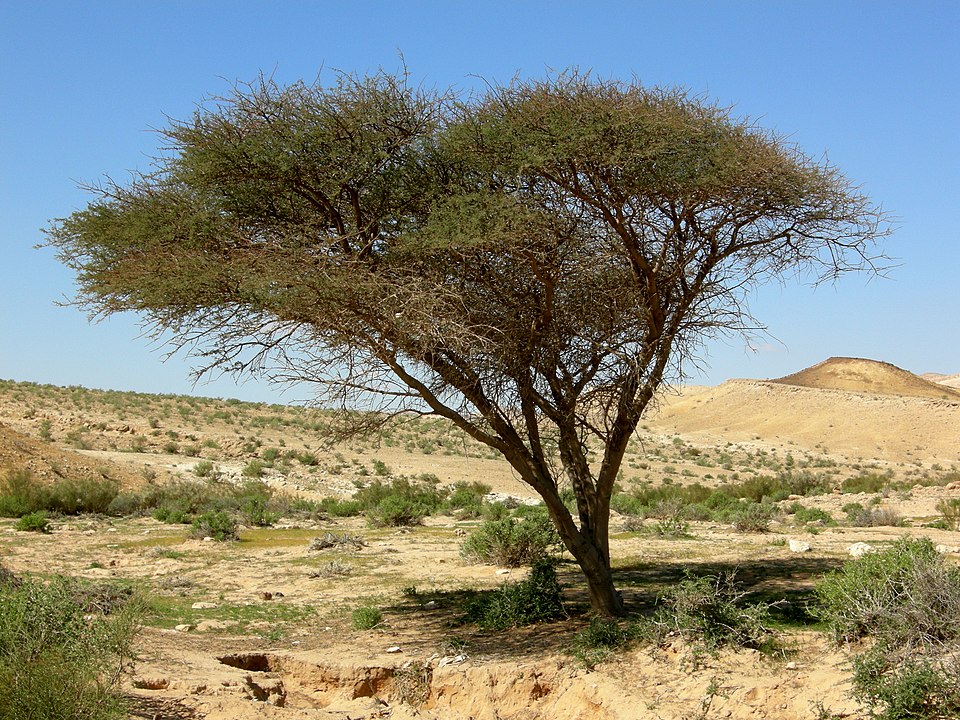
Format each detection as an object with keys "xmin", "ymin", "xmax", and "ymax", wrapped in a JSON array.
[
  {"xmin": 849, "ymin": 542, "xmax": 874, "ymax": 557},
  {"xmin": 174, "ymin": 624, "xmax": 193, "ymax": 632},
  {"xmin": 788, "ymin": 539, "xmax": 811, "ymax": 553},
  {"xmin": 260, "ymin": 592, "xmax": 273, "ymax": 601},
  {"xmin": 422, "ymin": 600, "xmax": 439, "ymax": 610},
  {"xmin": 273, "ymin": 591, "xmax": 284, "ymax": 598},
  {"xmin": 385, "ymin": 646, "xmax": 402, "ymax": 653},
  {"xmin": 203, "ymin": 536, "xmax": 214, "ymax": 542},
  {"xmin": 936, "ymin": 544, "xmax": 960, "ymax": 554},
  {"xmin": 786, "ymin": 661, "xmax": 797, "ymax": 670},
  {"xmin": 495, "ymin": 569, "xmax": 511, "ymax": 575},
  {"xmin": 191, "ymin": 601, "xmax": 217, "ymax": 609}
]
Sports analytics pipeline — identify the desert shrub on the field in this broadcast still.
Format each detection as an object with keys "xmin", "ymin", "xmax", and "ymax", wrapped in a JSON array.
[
  {"xmin": 732, "ymin": 502, "xmax": 775, "ymax": 532},
  {"xmin": 789, "ymin": 504, "xmax": 836, "ymax": 526},
  {"xmin": 0, "ymin": 469, "xmax": 48, "ymax": 517},
  {"xmin": 0, "ymin": 575, "xmax": 141, "ymax": 720},
  {"xmin": 844, "ymin": 504, "xmax": 904, "ymax": 528},
  {"xmin": 105, "ymin": 492, "xmax": 145, "ymax": 516},
  {"xmin": 14, "ymin": 511, "xmax": 50, "ymax": 533},
  {"xmin": 393, "ymin": 661, "xmax": 432, "ymax": 707},
  {"xmin": 460, "ymin": 509, "xmax": 561, "ymax": 566},
  {"xmin": 190, "ymin": 511, "xmax": 238, "ymax": 541},
  {"xmin": 151, "ymin": 507, "xmax": 190, "ymax": 524},
  {"xmin": 463, "ymin": 560, "xmax": 565, "ymax": 630},
  {"xmin": 317, "ymin": 497, "xmax": 363, "ymax": 517},
  {"xmin": 192, "ymin": 460, "xmax": 217, "ymax": 478},
  {"xmin": 936, "ymin": 498, "xmax": 960, "ymax": 531},
  {"xmin": 444, "ymin": 481, "xmax": 491, "ymax": 518},
  {"xmin": 646, "ymin": 572, "xmax": 776, "ymax": 652},
  {"xmin": 47, "ymin": 477, "xmax": 119, "ymax": 515},
  {"xmin": 351, "ymin": 605, "xmax": 383, "ymax": 630},
  {"xmin": 842, "ymin": 473, "xmax": 889, "ymax": 495},
  {"xmin": 355, "ymin": 478, "xmax": 445, "ymax": 527},
  {"xmin": 850, "ymin": 653, "xmax": 960, "ymax": 720},
  {"xmin": 572, "ymin": 616, "xmax": 639, "ymax": 668},
  {"xmin": 814, "ymin": 537, "xmax": 960, "ymax": 647},
  {"xmin": 242, "ymin": 459, "xmax": 265, "ymax": 478},
  {"xmin": 242, "ymin": 496, "xmax": 279, "ymax": 527}
]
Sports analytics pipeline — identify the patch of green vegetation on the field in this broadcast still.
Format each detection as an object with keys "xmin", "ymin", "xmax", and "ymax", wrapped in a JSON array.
[
  {"xmin": 0, "ymin": 572, "xmax": 142, "ymax": 720},
  {"xmin": 461, "ymin": 560, "xmax": 566, "ymax": 630},
  {"xmin": 460, "ymin": 508, "xmax": 561, "ymax": 567},
  {"xmin": 351, "ymin": 605, "xmax": 383, "ymax": 630}
]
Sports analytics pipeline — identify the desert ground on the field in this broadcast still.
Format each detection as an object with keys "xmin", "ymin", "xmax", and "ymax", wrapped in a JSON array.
[{"xmin": 2, "ymin": 357, "xmax": 960, "ymax": 720}]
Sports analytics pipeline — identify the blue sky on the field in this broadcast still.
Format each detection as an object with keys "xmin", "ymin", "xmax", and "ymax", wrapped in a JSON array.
[{"xmin": 1, "ymin": 1, "xmax": 957, "ymax": 404}]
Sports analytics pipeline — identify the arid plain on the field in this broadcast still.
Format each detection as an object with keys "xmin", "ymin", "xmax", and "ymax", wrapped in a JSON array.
[{"xmin": 2, "ymin": 357, "xmax": 959, "ymax": 720}]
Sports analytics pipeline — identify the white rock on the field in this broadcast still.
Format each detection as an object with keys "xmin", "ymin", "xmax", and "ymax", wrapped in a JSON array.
[
  {"xmin": 936, "ymin": 544, "xmax": 960, "ymax": 554},
  {"xmin": 191, "ymin": 601, "xmax": 218, "ymax": 609},
  {"xmin": 174, "ymin": 624, "xmax": 193, "ymax": 632},
  {"xmin": 385, "ymin": 646, "xmax": 402, "ymax": 653},
  {"xmin": 788, "ymin": 540, "xmax": 811, "ymax": 553},
  {"xmin": 849, "ymin": 542, "xmax": 874, "ymax": 557},
  {"xmin": 495, "ymin": 569, "xmax": 511, "ymax": 576}
]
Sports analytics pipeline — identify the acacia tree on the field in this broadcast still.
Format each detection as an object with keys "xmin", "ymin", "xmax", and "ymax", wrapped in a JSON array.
[{"xmin": 47, "ymin": 70, "xmax": 886, "ymax": 616}]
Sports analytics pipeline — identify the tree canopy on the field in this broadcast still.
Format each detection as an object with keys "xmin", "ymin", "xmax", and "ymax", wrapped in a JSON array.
[{"xmin": 47, "ymin": 70, "xmax": 888, "ymax": 615}]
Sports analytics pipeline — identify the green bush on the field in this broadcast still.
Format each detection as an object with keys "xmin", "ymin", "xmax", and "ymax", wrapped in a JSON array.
[
  {"xmin": 242, "ymin": 496, "xmax": 279, "ymax": 527},
  {"xmin": 354, "ymin": 478, "xmax": 445, "ymax": 527},
  {"xmin": 789, "ymin": 504, "xmax": 836, "ymax": 526},
  {"xmin": 850, "ymin": 653, "xmax": 960, "ymax": 720},
  {"xmin": 572, "ymin": 616, "xmax": 638, "ymax": 668},
  {"xmin": 842, "ymin": 473, "xmax": 889, "ymax": 494},
  {"xmin": 732, "ymin": 502, "xmax": 775, "ymax": 532},
  {"xmin": 0, "ymin": 469, "xmax": 48, "ymax": 517},
  {"xmin": 351, "ymin": 605, "xmax": 383, "ymax": 630},
  {"xmin": 48, "ymin": 477, "xmax": 119, "ymax": 515},
  {"xmin": 0, "ymin": 575, "xmax": 141, "ymax": 720},
  {"xmin": 463, "ymin": 560, "xmax": 566, "ymax": 630},
  {"xmin": 190, "ymin": 511, "xmax": 239, "ymax": 541},
  {"xmin": 444, "ymin": 481, "xmax": 491, "ymax": 518},
  {"xmin": 14, "ymin": 511, "xmax": 50, "ymax": 533},
  {"xmin": 814, "ymin": 537, "xmax": 960, "ymax": 647},
  {"xmin": 460, "ymin": 509, "xmax": 561, "ymax": 566},
  {"xmin": 647, "ymin": 572, "xmax": 775, "ymax": 652}
]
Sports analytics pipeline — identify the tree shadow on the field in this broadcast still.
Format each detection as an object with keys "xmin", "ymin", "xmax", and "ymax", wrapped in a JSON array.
[{"xmin": 381, "ymin": 553, "xmax": 845, "ymax": 661}]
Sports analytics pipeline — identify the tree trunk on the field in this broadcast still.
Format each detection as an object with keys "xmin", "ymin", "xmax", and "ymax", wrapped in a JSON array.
[{"xmin": 559, "ymin": 526, "xmax": 626, "ymax": 617}]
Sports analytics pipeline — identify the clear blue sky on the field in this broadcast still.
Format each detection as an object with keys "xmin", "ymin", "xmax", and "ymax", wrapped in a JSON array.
[{"xmin": 1, "ymin": 1, "xmax": 957, "ymax": 404}]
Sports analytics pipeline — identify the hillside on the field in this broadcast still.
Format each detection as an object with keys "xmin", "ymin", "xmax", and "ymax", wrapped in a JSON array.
[
  {"xmin": 924, "ymin": 372, "xmax": 960, "ymax": 390},
  {"xmin": 646, "ymin": 361, "xmax": 960, "ymax": 464},
  {"xmin": 771, "ymin": 357, "xmax": 960, "ymax": 400}
]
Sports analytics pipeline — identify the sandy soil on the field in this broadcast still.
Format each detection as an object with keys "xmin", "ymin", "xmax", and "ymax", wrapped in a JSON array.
[{"xmin": 2, "ymin": 358, "xmax": 960, "ymax": 719}]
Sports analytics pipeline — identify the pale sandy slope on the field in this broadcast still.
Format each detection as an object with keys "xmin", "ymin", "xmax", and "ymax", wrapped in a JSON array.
[{"xmin": 647, "ymin": 381, "xmax": 960, "ymax": 464}]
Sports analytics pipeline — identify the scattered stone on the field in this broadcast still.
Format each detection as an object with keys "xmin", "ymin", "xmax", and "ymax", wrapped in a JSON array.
[
  {"xmin": 273, "ymin": 591, "xmax": 284, "ymax": 598},
  {"xmin": 422, "ymin": 600, "xmax": 439, "ymax": 610},
  {"xmin": 133, "ymin": 677, "xmax": 169, "ymax": 690},
  {"xmin": 936, "ymin": 544, "xmax": 960, "ymax": 554},
  {"xmin": 174, "ymin": 624, "xmax": 193, "ymax": 632},
  {"xmin": 786, "ymin": 661, "xmax": 797, "ymax": 670},
  {"xmin": 385, "ymin": 646, "xmax": 402, "ymax": 653},
  {"xmin": 788, "ymin": 539, "xmax": 811, "ymax": 553},
  {"xmin": 191, "ymin": 601, "xmax": 217, "ymax": 609},
  {"xmin": 849, "ymin": 542, "xmax": 874, "ymax": 557},
  {"xmin": 260, "ymin": 591, "xmax": 273, "ymax": 600},
  {"xmin": 203, "ymin": 536, "xmax": 214, "ymax": 542},
  {"xmin": 195, "ymin": 619, "xmax": 238, "ymax": 632},
  {"xmin": 496, "ymin": 569, "xmax": 511, "ymax": 575}
]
